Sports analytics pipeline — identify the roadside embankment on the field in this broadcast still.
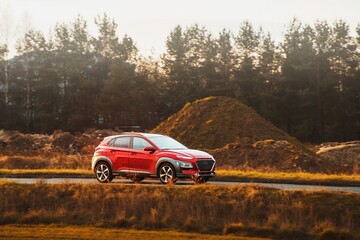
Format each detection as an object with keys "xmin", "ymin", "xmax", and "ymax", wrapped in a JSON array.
[
  {"xmin": 0, "ymin": 182, "xmax": 359, "ymax": 239},
  {"xmin": 2, "ymin": 169, "xmax": 360, "ymax": 187}
]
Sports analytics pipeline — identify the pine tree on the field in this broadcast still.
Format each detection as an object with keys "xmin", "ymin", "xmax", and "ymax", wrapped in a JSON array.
[
  {"xmin": 15, "ymin": 30, "xmax": 48, "ymax": 131},
  {"xmin": 233, "ymin": 21, "xmax": 261, "ymax": 107},
  {"xmin": 162, "ymin": 25, "xmax": 187, "ymax": 110},
  {"xmin": 216, "ymin": 29, "xmax": 234, "ymax": 88}
]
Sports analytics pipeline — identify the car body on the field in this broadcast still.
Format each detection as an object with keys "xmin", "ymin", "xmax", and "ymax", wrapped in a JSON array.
[{"xmin": 91, "ymin": 133, "xmax": 216, "ymax": 184}]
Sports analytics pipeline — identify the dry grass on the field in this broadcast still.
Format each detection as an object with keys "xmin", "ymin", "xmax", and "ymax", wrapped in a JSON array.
[
  {"xmin": 0, "ymin": 168, "xmax": 92, "ymax": 177},
  {"xmin": 0, "ymin": 155, "xmax": 89, "ymax": 170},
  {"xmin": 0, "ymin": 182, "xmax": 359, "ymax": 239},
  {"xmin": 2, "ymin": 168, "xmax": 360, "ymax": 187},
  {"xmin": 0, "ymin": 225, "xmax": 268, "ymax": 240},
  {"xmin": 215, "ymin": 170, "xmax": 360, "ymax": 186}
]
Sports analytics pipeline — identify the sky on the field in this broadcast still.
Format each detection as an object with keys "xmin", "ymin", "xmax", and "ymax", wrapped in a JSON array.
[{"xmin": 0, "ymin": 0, "xmax": 359, "ymax": 56}]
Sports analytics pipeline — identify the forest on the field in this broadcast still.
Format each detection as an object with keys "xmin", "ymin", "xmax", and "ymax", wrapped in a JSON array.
[{"xmin": 0, "ymin": 14, "xmax": 359, "ymax": 143}]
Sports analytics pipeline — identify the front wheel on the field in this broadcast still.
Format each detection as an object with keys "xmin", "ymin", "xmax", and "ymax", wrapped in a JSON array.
[
  {"xmin": 95, "ymin": 162, "xmax": 113, "ymax": 183},
  {"xmin": 159, "ymin": 163, "xmax": 177, "ymax": 184}
]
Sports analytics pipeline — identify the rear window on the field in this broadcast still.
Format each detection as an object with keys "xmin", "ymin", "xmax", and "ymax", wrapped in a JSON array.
[{"xmin": 109, "ymin": 137, "xmax": 130, "ymax": 148}]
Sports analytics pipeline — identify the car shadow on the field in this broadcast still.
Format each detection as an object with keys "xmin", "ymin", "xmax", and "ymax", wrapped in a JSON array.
[{"xmin": 112, "ymin": 179, "xmax": 195, "ymax": 186}]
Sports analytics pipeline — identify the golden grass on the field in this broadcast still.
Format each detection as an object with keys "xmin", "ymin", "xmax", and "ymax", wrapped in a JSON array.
[
  {"xmin": 0, "ymin": 154, "xmax": 89, "ymax": 169},
  {"xmin": 2, "ymin": 168, "xmax": 360, "ymax": 186},
  {"xmin": 0, "ymin": 182, "xmax": 359, "ymax": 239},
  {"xmin": 215, "ymin": 170, "xmax": 360, "ymax": 186},
  {"xmin": 0, "ymin": 225, "xmax": 269, "ymax": 240},
  {"xmin": 0, "ymin": 169, "xmax": 92, "ymax": 177}
]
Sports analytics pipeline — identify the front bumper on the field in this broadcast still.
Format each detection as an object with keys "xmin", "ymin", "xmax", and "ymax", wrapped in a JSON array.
[
  {"xmin": 177, "ymin": 171, "xmax": 216, "ymax": 178},
  {"xmin": 173, "ymin": 158, "xmax": 216, "ymax": 179}
]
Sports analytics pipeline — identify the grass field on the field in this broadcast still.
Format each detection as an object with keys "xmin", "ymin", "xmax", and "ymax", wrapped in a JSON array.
[
  {"xmin": 1, "ymin": 168, "xmax": 360, "ymax": 186},
  {"xmin": 215, "ymin": 170, "xmax": 360, "ymax": 186},
  {"xmin": 0, "ymin": 225, "xmax": 269, "ymax": 240},
  {"xmin": 0, "ymin": 169, "xmax": 92, "ymax": 178},
  {"xmin": 0, "ymin": 182, "xmax": 359, "ymax": 239}
]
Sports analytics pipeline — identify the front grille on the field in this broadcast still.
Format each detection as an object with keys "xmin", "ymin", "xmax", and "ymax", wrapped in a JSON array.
[{"xmin": 196, "ymin": 159, "xmax": 215, "ymax": 171}]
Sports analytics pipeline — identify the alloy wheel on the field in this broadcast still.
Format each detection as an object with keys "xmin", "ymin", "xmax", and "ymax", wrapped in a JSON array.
[
  {"xmin": 159, "ymin": 164, "xmax": 174, "ymax": 184},
  {"xmin": 96, "ymin": 163, "xmax": 111, "ymax": 182}
]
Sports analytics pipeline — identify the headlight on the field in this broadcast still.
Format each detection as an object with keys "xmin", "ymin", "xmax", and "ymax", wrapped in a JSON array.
[
  {"xmin": 176, "ymin": 155, "xmax": 193, "ymax": 160},
  {"xmin": 176, "ymin": 160, "xmax": 193, "ymax": 169}
]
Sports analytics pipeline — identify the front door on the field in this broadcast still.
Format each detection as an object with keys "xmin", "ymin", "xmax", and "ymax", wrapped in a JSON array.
[{"xmin": 128, "ymin": 137, "xmax": 156, "ymax": 172}]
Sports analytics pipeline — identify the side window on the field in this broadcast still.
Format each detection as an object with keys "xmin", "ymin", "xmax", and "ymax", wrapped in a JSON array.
[
  {"xmin": 108, "ymin": 138, "xmax": 115, "ymax": 147},
  {"xmin": 132, "ymin": 137, "xmax": 153, "ymax": 150},
  {"xmin": 114, "ymin": 137, "xmax": 130, "ymax": 148}
]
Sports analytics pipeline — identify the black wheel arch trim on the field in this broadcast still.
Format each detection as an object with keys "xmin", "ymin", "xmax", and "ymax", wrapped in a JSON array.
[
  {"xmin": 155, "ymin": 157, "xmax": 181, "ymax": 176},
  {"xmin": 91, "ymin": 156, "xmax": 113, "ymax": 170}
]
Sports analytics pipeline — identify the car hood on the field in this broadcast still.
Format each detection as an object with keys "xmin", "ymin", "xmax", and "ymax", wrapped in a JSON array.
[{"xmin": 167, "ymin": 149, "xmax": 213, "ymax": 159}]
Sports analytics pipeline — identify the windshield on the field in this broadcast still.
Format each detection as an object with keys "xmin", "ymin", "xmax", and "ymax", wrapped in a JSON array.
[{"xmin": 149, "ymin": 136, "xmax": 188, "ymax": 150}]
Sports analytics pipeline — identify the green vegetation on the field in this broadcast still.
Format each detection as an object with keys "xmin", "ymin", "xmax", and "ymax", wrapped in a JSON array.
[
  {"xmin": 0, "ymin": 225, "xmax": 268, "ymax": 240},
  {"xmin": 1, "ymin": 17, "xmax": 359, "ymax": 145},
  {"xmin": 0, "ymin": 182, "xmax": 359, "ymax": 239}
]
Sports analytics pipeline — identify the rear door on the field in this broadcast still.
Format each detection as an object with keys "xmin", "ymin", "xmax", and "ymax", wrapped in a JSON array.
[
  {"xmin": 128, "ymin": 137, "xmax": 156, "ymax": 173},
  {"xmin": 107, "ymin": 136, "xmax": 131, "ymax": 171}
]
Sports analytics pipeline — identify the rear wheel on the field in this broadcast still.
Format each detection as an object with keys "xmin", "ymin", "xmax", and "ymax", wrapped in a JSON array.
[
  {"xmin": 159, "ymin": 163, "xmax": 177, "ymax": 184},
  {"xmin": 95, "ymin": 162, "xmax": 113, "ymax": 183}
]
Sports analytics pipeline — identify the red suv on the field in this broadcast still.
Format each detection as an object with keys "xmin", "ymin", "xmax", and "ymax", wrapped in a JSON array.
[{"xmin": 91, "ymin": 133, "xmax": 216, "ymax": 184}]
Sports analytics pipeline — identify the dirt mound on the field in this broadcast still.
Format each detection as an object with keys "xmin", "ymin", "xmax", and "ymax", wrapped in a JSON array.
[
  {"xmin": 0, "ymin": 129, "xmax": 121, "ymax": 154},
  {"xmin": 0, "ymin": 128, "xmax": 122, "ymax": 170},
  {"xmin": 313, "ymin": 141, "xmax": 360, "ymax": 174},
  {"xmin": 207, "ymin": 140, "xmax": 330, "ymax": 173},
  {"xmin": 152, "ymin": 96, "xmax": 324, "ymax": 173},
  {"xmin": 0, "ymin": 130, "xmax": 31, "ymax": 150},
  {"xmin": 152, "ymin": 96, "xmax": 303, "ymax": 149},
  {"xmin": 0, "ymin": 130, "xmax": 52, "ymax": 151},
  {"xmin": 51, "ymin": 131, "xmax": 75, "ymax": 149}
]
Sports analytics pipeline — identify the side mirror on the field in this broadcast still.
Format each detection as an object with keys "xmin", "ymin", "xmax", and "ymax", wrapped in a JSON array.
[{"xmin": 143, "ymin": 146, "xmax": 156, "ymax": 153}]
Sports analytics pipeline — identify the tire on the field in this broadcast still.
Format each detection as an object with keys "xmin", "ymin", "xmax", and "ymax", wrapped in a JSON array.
[
  {"xmin": 192, "ymin": 176, "xmax": 209, "ymax": 184},
  {"xmin": 158, "ymin": 163, "xmax": 177, "ymax": 184},
  {"xmin": 130, "ymin": 175, "xmax": 145, "ymax": 183},
  {"xmin": 95, "ymin": 162, "xmax": 113, "ymax": 183}
]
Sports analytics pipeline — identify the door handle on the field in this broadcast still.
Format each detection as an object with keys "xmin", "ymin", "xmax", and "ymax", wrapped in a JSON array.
[
  {"xmin": 130, "ymin": 152, "xmax": 136, "ymax": 155},
  {"xmin": 110, "ymin": 150, "xmax": 117, "ymax": 153}
]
